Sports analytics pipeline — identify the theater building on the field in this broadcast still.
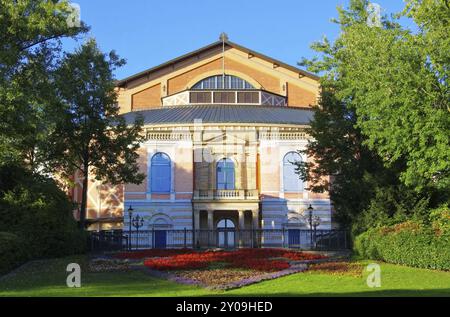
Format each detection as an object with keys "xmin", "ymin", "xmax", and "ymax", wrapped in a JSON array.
[{"xmin": 71, "ymin": 36, "xmax": 334, "ymax": 248}]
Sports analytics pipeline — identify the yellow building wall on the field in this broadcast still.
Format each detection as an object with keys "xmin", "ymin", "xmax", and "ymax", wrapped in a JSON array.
[
  {"xmin": 131, "ymin": 83, "xmax": 161, "ymax": 110},
  {"xmin": 117, "ymin": 47, "xmax": 321, "ymax": 112},
  {"xmin": 287, "ymin": 82, "xmax": 317, "ymax": 107}
]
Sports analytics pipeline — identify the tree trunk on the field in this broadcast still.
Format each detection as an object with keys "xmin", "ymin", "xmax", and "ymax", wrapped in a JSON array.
[{"xmin": 79, "ymin": 162, "xmax": 89, "ymax": 229}]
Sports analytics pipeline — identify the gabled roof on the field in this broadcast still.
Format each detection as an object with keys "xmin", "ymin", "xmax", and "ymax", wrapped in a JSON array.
[
  {"xmin": 116, "ymin": 39, "xmax": 319, "ymax": 87},
  {"xmin": 122, "ymin": 104, "xmax": 314, "ymax": 126}
]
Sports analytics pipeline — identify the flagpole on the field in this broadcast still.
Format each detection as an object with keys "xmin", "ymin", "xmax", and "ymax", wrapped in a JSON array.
[{"xmin": 220, "ymin": 32, "xmax": 227, "ymax": 88}]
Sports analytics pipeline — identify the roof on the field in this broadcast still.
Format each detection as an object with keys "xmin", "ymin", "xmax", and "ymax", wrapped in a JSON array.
[
  {"xmin": 116, "ymin": 40, "xmax": 319, "ymax": 87},
  {"xmin": 122, "ymin": 105, "xmax": 314, "ymax": 126}
]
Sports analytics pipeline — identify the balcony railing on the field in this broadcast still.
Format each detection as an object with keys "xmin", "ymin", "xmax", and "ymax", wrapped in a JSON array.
[
  {"xmin": 193, "ymin": 189, "xmax": 259, "ymax": 200},
  {"xmin": 162, "ymin": 89, "xmax": 286, "ymax": 107}
]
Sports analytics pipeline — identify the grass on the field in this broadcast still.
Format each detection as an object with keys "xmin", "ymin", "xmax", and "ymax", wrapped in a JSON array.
[{"xmin": 0, "ymin": 255, "xmax": 449, "ymax": 297}]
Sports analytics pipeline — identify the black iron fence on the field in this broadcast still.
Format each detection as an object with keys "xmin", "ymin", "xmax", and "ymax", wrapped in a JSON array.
[{"xmin": 88, "ymin": 229, "xmax": 350, "ymax": 252}]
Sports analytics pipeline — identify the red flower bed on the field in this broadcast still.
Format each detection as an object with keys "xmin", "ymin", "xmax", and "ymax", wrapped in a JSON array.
[
  {"xmin": 114, "ymin": 249, "xmax": 192, "ymax": 259},
  {"xmin": 141, "ymin": 249, "xmax": 326, "ymax": 272}
]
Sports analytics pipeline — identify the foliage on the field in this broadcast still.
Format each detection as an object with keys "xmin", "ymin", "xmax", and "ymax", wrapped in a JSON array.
[
  {"xmin": 44, "ymin": 39, "xmax": 145, "ymax": 228},
  {"xmin": 303, "ymin": 0, "xmax": 449, "ymax": 191},
  {"xmin": 296, "ymin": 0, "xmax": 449, "ymax": 232},
  {"xmin": 0, "ymin": 232, "xmax": 26, "ymax": 274},
  {"xmin": 429, "ymin": 204, "xmax": 450, "ymax": 234},
  {"xmin": 354, "ymin": 221, "xmax": 450, "ymax": 270},
  {"xmin": 0, "ymin": 0, "xmax": 88, "ymax": 168},
  {"xmin": 0, "ymin": 165, "xmax": 86, "ymax": 273}
]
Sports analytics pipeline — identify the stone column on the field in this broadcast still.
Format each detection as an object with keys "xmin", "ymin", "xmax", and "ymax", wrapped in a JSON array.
[
  {"xmin": 193, "ymin": 209, "xmax": 201, "ymax": 248},
  {"xmin": 207, "ymin": 210, "xmax": 214, "ymax": 247},
  {"xmin": 238, "ymin": 210, "xmax": 246, "ymax": 247},
  {"xmin": 238, "ymin": 210, "xmax": 245, "ymax": 230},
  {"xmin": 194, "ymin": 209, "xmax": 200, "ymax": 230},
  {"xmin": 207, "ymin": 210, "xmax": 214, "ymax": 230},
  {"xmin": 252, "ymin": 209, "xmax": 260, "ymax": 247},
  {"xmin": 252, "ymin": 209, "xmax": 259, "ymax": 229}
]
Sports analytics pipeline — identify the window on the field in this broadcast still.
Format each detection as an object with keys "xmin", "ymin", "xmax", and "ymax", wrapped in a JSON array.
[
  {"xmin": 216, "ymin": 158, "xmax": 235, "ymax": 190},
  {"xmin": 192, "ymin": 75, "xmax": 255, "ymax": 90},
  {"xmin": 150, "ymin": 152, "xmax": 171, "ymax": 193},
  {"xmin": 217, "ymin": 219, "xmax": 235, "ymax": 229},
  {"xmin": 283, "ymin": 152, "xmax": 303, "ymax": 192}
]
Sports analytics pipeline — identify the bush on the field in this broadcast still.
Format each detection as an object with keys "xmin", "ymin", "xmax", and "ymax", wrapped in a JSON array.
[
  {"xmin": 0, "ymin": 232, "xmax": 27, "ymax": 274},
  {"xmin": 0, "ymin": 165, "xmax": 86, "ymax": 274},
  {"xmin": 354, "ymin": 221, "xmax": 450, "ymax": 270}
]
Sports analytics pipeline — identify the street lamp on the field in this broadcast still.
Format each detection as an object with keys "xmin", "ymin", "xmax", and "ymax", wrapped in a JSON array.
[
  {"xmin": 131, "ymin": 214, "xmax": 144, "ymax": 250},
  {"xmin": 312, "ymin": 215, "xmax": 321, "ymax": 248},
  {"xmin": 306, "ymin": 204, "xmax": 314, "ymax": 247},
  {"xmin": 127, "ymin": 205, "xmax": 133, "ymax": 250}
]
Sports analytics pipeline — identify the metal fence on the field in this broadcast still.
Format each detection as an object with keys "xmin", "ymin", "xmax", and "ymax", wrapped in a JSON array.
[{"xmin": 88, "ymin": 229, "xmax": 350, "ymax": 252}]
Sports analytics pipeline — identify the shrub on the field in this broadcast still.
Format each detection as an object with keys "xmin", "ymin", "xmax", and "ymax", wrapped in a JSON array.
[
  {"xmin": 0, "ymin": 166, "xmax": 86, "ymax": 274},
  {"xmin": 354, "ymin": 221, "xmax": 450, "ymax": 270},
  {"xmin": 0, "ymin": 232, "xmax": 27, "ymax": 274}
]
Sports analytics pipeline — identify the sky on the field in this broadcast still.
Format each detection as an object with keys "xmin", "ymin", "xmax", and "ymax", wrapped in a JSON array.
[{"xmin": 64, "ymin": 0, "xmax": 412, "ymax": 80}]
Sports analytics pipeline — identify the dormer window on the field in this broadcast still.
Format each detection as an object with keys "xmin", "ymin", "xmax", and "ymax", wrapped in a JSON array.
[{"xmin": 192, "ymin": 75, "xmax": 254, "ymax": 90}]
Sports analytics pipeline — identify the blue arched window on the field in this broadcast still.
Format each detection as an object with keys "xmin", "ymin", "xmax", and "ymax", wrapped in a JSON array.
[
  {"xmin": 192, "ymin": 75, "xmax": 254, "ymax": 90},
  {"xmin": 150, "ymin": 152, "xmax": 171, "ymax": 193},
  {"xmin": 283, "ymin": 152, "xmax": 303, "ymax": 192},
  {"xmin": 216, "ymin": 158, "xmax": 235, "ymax": 190}
]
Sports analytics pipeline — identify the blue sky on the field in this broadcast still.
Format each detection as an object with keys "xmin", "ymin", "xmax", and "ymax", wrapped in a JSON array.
[{"xmin": 65, "ymin": 0, "xmax": 412, "ymax": 80}]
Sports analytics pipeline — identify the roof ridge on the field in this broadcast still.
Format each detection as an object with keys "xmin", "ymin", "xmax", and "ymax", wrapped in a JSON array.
[{"xmin": 116, "ymin": 40, "xmax": 318, "ymax": 87}]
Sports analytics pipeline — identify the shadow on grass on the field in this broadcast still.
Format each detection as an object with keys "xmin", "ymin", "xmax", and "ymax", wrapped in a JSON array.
[{"xmin": 210, "ymin": 289, "xmax": 450, "ymax": 297}]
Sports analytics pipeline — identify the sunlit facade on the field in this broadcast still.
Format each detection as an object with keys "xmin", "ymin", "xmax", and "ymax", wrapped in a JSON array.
[{"xmin": 70, "ymin": 38, "xmax": 334, "ymax": 247}]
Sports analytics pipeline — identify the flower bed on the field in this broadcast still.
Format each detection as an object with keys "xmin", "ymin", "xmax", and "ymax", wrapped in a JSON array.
[
  {"xmin": 307, "ymin": 261, "xmax": 364, "ymax": 277},
  {"xmin": 114, "ymin": 249, "xmax": 192, "ymax": 259},
  {"xmin": 141, "ymin": 249, "xmax": 326, "ymax": 272}
]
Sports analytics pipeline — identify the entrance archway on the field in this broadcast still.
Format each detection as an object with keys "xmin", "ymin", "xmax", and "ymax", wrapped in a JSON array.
[{"xmin": 217, "ymin": 218, "xmax": 235, "ymax": 248}]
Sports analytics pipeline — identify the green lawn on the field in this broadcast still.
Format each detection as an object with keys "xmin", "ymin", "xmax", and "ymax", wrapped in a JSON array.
[{"xmin": 0, "ymin": 255, "xmax": 449, "ymax": 297}]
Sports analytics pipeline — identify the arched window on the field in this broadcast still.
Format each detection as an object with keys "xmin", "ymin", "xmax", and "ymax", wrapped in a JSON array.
[
  {"xmin": 150, "ymin": 152, "xmax": 171, "ymax": 193},
  {"xmin": 192, "ymin": 75, "xmax": 255, "ymax": 89},
  {"xmin": 216, "ymin": 158, "xmax": 235, "ymax": 190},
  {"xmin": 283, "ymin": 152, "xmax": 303, "ymax": 192},
  {"xmin": 217, "ymin": 219, "xmax": 235, "ymax": 229}
]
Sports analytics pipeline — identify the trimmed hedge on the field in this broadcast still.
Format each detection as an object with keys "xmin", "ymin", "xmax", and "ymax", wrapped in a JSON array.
[{"xmin": 354, "ymin": 222, "xmax": 450, "ymax": 270}]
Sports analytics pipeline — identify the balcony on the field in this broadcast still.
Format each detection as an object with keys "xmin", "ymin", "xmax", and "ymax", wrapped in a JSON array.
[
  {"xmin": 162, "ymin": 89, "xmax": 286, "ymax": 107},
  {"xmin": 193, "ymin": 189, "xmax": 259, "ymax": 201}
]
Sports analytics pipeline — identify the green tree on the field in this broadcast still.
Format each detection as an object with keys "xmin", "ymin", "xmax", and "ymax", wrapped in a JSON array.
[
  {"xmin": 45, "ymin": 39, "xmax": 145, "ymax": 228},
  {"xmin": 0, "ymin": 0, "xmax": 88, "ymax": 168},
  {"xmin": 334, "ymin": 0, "xmax": 449, "ymax": 191},
  {"xmin": 296, "ymin": 0, "xmax": 447, "ymax": 231}
]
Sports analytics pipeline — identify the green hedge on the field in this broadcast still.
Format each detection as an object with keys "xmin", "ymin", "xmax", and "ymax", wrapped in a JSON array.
[
  {"xmin": 0, "ymin": 232, "xmax": 28, "ymax": 275},
  {"xmin": 354, "ymin": 222, "xmax": 450, "ymax": 270},
  {"xmin": 0, "ymin": 166, "xmax": 87, "ymax": 275}
]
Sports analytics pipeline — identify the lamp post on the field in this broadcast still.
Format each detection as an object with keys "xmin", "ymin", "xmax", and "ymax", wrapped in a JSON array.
[
  {"xmin": 127, "ymin": 205, "xmax": 133, "ymax": 251},
  {"xmin": 307, "ymin": 204, "xmax": 314, "ymax": 247},
  {"xmin": 312, "ymin": 215, "xmax": 321, "ymax": 248},
  {"xmin": 132, "ymin": 214, "xmax": 144, "ymax": 250}
]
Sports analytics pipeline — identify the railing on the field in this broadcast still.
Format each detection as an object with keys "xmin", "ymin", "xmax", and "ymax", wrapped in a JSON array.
[
  {"xmin": 193, "ymin": 189, "xmax": 259, "ymax": 200},
  {"xmin": 88, "ymin": 229, "xmax": 350, "ymax": 251},
  {"xmin": 162, "ymin": 89, "xmax": 287, "ymax": 107},
  {"xmin": 87, "ymin": 230, "xmax": 128, "ymax": 252}
]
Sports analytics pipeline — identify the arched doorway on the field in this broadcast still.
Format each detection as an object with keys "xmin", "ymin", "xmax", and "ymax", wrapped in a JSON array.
[{"xmin": 217, "ymin": 218, "xmax": 235, "ymax": 248}]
